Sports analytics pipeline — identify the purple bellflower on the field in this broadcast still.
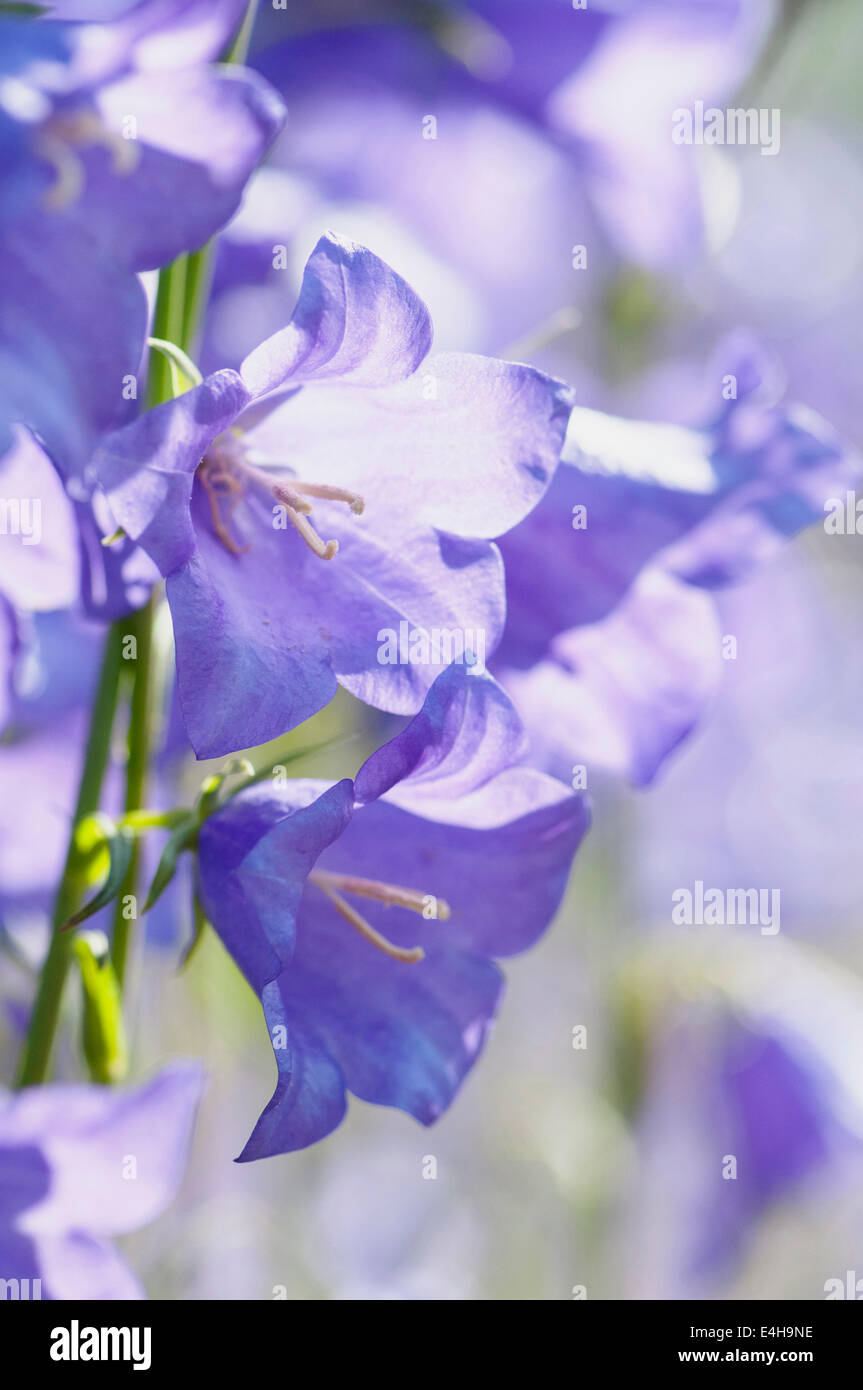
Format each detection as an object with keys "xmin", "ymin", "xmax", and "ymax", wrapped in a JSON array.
[
  {"xmin": 0, "ymin": 0, "xmax": 284, "ymax": 478},
  {"xmin": 0, "ymin": 1063, "xmax": 203, "ymax": 1299},
  {"xmin": 626, "ymin": 937, "xmax": 863, "ymax": 1295},
  {"xmin": 495, "ymin": 335, "xmax": 860, "ymax": 786},
  {"xmin": 195, "ymin": 664, "xmax": 589, "ymax": 1158},
  {"xmin": 95, "ymin": 231, "xmax": 573, "ymax": 758}
]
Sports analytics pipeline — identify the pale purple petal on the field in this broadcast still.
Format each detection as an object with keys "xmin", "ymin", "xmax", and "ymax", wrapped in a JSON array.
[{"xmin": 240, "ymin": 231, "xmax": 433, "ymax": 397}]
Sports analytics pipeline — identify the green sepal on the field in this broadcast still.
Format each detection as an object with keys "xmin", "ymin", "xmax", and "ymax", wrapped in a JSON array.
[
  {"xmin": 142, "ymin": 815, "xmax": 198, "ymax": 912},
  {"xmin": 73, "ymin": 931, "xmax": 128, "ymax": 1085},
  {"xmin": 195, "ymin": 758, "xmax": 256, "ymax": 819},
  {"xmin": 179, "ymin": 893, "xmax": 209, "ymax": 972},
  {"xmin": 63, "ymin": 817, "xmax": 134, "ymax": 931}
]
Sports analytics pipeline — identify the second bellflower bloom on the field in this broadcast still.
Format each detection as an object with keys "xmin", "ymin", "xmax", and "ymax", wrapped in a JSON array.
[
  {"xmin": 0, "ymin": 1, "xmax": 285, "ymax": 477},
  {"xmin": 496, "ymin": 335, "xmax": 860, "ymax": 785},
  {"xmin": 96, "ymin": 232, "xmax": 573, "ymax": 758},
  {"xmin": 0, "ymin": 1063, "xmax": 203, "ymax": 1300},
  {"xmin": 194, "ymin": 665, "xmax": 588, "ymax": 1158},
  {"xmin": 624, "ymin": 936, "xmax": 863, "ymax": 1296}
]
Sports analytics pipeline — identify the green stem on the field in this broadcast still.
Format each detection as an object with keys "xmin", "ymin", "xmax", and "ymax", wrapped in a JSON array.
[
  {"xmin": 14, "ymin": 0, "xmax": 257, "ymax": 1083},
  {"xmin": 178, "ymin": 0, "xmax": 259, "ymax": 355},
  {"xmin": 224, "ymin": 0, "xmax": 259, "ymax": 64},
  {"xmin": 15, "ymin": 627, "xmax": 124, "ymax": 1086},
  {"xmin": 110, "ymin": 597, "xmax": 155, "ymax": 991},
  {"xmin": 147, "ymin": 256, "xmax": 188, "ymax": 406}
]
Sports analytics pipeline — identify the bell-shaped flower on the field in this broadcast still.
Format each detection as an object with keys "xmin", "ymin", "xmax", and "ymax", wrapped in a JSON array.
[
  {"xmin": 195, "ymin": 665, "xmax": 588, "ymax": 1157},
  {"xmin": 96, "ymin": 232, "xmax": 573, "ymax": 757}
]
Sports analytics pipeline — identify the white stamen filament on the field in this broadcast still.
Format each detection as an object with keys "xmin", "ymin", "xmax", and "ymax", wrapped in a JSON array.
[
  {"xmin": 273, "ymin": 485, "xmax": 339, "ymax": 560},
  {"xmin": 310, "ymin": 869, "xmax": 450, "ymax": 920},
  {"xmin": 312, "ymin": 879, "xmax": 425, "ymax": 964},
  {"xmin": 38, "ymin": 111, "xmax": 140, "ymax": 210},
  {"xmin": 291, "ymin": 481, "xmax": 365, "ymax": 515},
  {"xmin": 199, "ymin": 441, "xmax": 366, "ymax": 561}
]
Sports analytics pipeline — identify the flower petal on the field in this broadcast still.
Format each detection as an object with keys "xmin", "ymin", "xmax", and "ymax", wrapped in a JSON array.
[
  {"xmin": 240, "ymin": 231, "xmax": 433, "ymax": 397},
  {"xmin": 249, "ymin": 351, "xmax": 573, "ymax": 539},
  {"xmin": 95, "ymin": 369, "xmax": 250, "ymax": 575},
  {"xmin": 504, "ymin": 567, "xmax": 724, "ymax": 788},
  {"xmin": 167, "ymin": 479, "xmax": 503, "ymax": 757},
  {"xmin": 236, "ymin": 989, "xmax": 348, "ymax": 1160},
  {"xmin": 197, "ymin": 779, "xmax": 355, "ymax": 992},
  {"xmin": 354, "ymin": 662, "xmax": 526, "ymax": 806},
  {"xmin": 0, "ymin": 429, "xmax": 78, "ymax": 611},
  {"xmin": 12, "ymin": 1063, "xmax": 204, "ymax": 1237}
]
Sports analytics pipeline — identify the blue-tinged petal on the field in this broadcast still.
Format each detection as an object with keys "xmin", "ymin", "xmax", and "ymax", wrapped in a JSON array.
[
  {"xmin": 497, "ymin": 405, "xmax": 720, "ymax": 667},
  {"xmin": 76, "ymin": 495, "xmax": 159, "ymax": 620},
  {"xmin": 167, "ymin": 477, "xmax": 504, "ymax": 758},
  {"xmin": 268, "ymin": 931, "xmax": 502, "ymax": 1139},
  {"xmin": 95, "ymin": 370, "xmax": 250, "ymax": 575},
  {"xmin": 10, "ymin": 1063, "xmax": 203, "ymax": 1237},
  {"xmin": 498, "ymin": 364, "xmax": 860, "ymax": 669},
  {"xmin": 0, "ymin": 429, "xmax": 78, "ymax": 611},
  {"xmin": 236, "ymin": 988, "xmax": 347, "ymax": 1160},
  {"xmin": 80, "ymin": 64, "xmax": 285, "ymax": 271},
  {"xmin": 0, "ymin": 599, "xmax": 17, "ymax": 733},
  {"xmin": 0, "ymin": 710, "xmax": 87, "ymax": 918},
  {"xmin": 249, "ymin": 351, "xmax": 573, "ymax": 539},
  {"xmin": 0, "ymin": 218, "xmax": 145, "ymax": 477},
  {"xmin": 505, "ymin": 568, "xmax": 724, "ymax": 788},
  {"xmin": 197, "ymin": 779, "xmax": 354, "ymax": 992},
  {"xmin": 354, "ymin": 662, "xmax": 526, "ymax": 807},
  {"xmin": 240, "ymin": 231, "xmax": 433, "ymax": 397},
  {"xmin": 315, "ymin": 776, "xmax": 588, "ymax": 961},
  {"xmin": 42, "ymin": 0, "xmax": 247, "ymax": 74},
  {"xmin": 662, "ymin": 404, "xmax": 860, "ymax": 589}
]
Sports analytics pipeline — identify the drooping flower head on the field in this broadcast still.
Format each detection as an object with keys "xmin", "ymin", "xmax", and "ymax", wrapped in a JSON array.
[{"xmin": 195, "ymin": 665, "xmax": 589, "ymax": 1157}]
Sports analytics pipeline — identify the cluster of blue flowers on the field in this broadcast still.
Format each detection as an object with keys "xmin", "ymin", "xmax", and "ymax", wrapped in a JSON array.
[{"xmin": 0, "ymin": 1, "xmax": 858, "ymax": 1300}]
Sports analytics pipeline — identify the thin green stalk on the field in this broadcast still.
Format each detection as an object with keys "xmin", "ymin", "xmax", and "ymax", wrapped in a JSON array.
[
  {"xmin": 148, "ymin": 255, "xmax": 188, "ymax": 406},
  {"xmin": 179, "ymin": 0, "xmax": 259, "ymax": 353},
  {"xmin": 224, "ymin": 0, "xmax": 258, "ymax": 64},
  {"xmin": 109, "ymin": 596, "xmax": 155, "ymax": 991},
  {"xmin": 180, "ymin": 245, "xmax": 214, "ymax": 358},
  {"xmin": 15, "ymin": 0, "xmax": 258, "ymax": 1081},
  {"xmin": 15, "ymin": 627, "xmax": 124, "ymax": 1086}
]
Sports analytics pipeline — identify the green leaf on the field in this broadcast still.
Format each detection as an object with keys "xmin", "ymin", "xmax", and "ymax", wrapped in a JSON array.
[
  {"xmin": 63, "ymin": 820, "xmax": 134, "ymax": 930},
  {"xmin": 73, "ymin": 932, "xmax": 128, "ymax": 1085}
]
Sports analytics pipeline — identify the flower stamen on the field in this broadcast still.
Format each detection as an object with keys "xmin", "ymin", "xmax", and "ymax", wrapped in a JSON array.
[
  {"xmin": 38, "ymin": 111, "xmax": 140, "ymax": 210},
  {"xmin": 272, "ymin": 483, "xmax": 339, "ymax": 561},
  {"xmin": 290, "ymin": 482, "xmax": 365, "ymax": 515},
  {"xmin": 312, "ymin": 879, "xmax": 425, "ymax": 964},
  {"xmin": 200, "ymin": 457, "xmax": 248, "ymax": 555},
  {"xmin": 197, "ymin": 438, "xmax": 366, "ymax": 560},
  {"xmin": 309, "ymin": 869, "xmax": 450, "ymax": 920}
]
